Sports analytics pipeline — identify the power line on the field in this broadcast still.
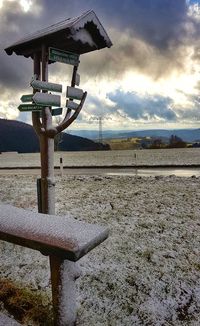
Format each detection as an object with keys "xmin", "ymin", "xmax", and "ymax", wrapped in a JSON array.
[{"xmin": 89, "ymin": 116, "xmax": 104, "ymax": 143}]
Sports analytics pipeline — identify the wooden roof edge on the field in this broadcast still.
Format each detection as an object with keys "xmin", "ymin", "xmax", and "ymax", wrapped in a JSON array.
[{"xmin": 4, "ymin": 10, "xmax": 112, "ymax": 56}]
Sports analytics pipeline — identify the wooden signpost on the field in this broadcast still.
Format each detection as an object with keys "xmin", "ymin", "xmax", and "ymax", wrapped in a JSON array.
[
  {"xmin": 52, "ymin": 107, "xmax": 63, "ymax": 116},
  {"xmin": 5, "ymin": 10, "xmax": 112, "ymax": 326}
]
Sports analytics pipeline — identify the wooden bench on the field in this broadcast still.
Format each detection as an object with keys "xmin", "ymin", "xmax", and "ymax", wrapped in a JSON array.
[{"xmin": 0, "ymin": 204, "xmax": 109, "ymax": 325}]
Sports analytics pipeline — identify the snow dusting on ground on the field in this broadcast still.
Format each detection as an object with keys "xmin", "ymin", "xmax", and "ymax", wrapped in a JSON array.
[{"xmin": 1, "ymin": 172, "xmax": 200, "ymax": 325}]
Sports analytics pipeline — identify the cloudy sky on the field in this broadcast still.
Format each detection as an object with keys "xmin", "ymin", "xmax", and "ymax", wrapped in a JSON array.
[{"xmin": 1, "ymin": 0, "xmax": 200, "ymax": 131}]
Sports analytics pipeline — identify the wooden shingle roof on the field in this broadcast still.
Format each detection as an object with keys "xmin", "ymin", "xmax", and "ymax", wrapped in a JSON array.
[{"xmin": 4, "ymin": 10, "xmax": 112, "ymax": 59}]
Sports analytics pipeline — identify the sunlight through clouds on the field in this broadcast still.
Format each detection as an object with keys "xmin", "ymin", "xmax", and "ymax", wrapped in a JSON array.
[
  {"xmin": 188, "ymin": 1, "xmax": 200, "ymax": 20},
  {"xmin": 1, "ymin": 0, "xmax": 200, "ymax": 129},
  {"xmin": 20, "ymin": 0, "xmax": 32, "ymax": 12},
  {"xmin": 0, "ymin": 0, "xmax": 42, "ymax": 15},
  {"xmin": 0, "ymin": 0, "xmax": 32, "ymax": 12}
]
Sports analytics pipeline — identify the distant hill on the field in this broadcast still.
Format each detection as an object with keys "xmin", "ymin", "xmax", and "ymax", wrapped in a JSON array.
[
  {"xmin": 117, "ymin": 129, "xmax": 200, "ymax": 142},
  {"xmin": 0, "ymin": 119, "xmax": 109, "ymax": 153},
  {"xmin": 70, "ymin": 128, "xmax": 200, "ymax": 142},
  {"xmin": 69, "ymin": 130, "xmax": 121, "ymax": 139}
]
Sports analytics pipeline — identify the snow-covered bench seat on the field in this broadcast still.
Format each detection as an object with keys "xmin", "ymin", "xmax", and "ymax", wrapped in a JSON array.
[
  {"xmin": 0, "ymin": 204, "xmax": 109, "ymax": 325},
  {"xmin": 0, "ymin": 204, "xmax": 108, "ymax": 261}
]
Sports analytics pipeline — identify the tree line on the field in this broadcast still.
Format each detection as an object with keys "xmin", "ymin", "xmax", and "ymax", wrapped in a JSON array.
[{"xmin": 149, "ymin": 135, "xmax": 187, "ymax": 149}]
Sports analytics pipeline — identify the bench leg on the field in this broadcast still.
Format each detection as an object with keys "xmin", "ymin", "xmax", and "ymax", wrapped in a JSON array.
[{"xmin": 50, "ymin": 256, "xmax": 80, "ymax": 326}]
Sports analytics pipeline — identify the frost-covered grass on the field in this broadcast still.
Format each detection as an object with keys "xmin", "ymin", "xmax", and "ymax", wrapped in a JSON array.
[
  {"xmin": 1, "ymin": 174, "xmax": 200, "ymax": 325},
  {"xmin": 1, "ymin": 148, "xmax": 200, "ymax": 168}
]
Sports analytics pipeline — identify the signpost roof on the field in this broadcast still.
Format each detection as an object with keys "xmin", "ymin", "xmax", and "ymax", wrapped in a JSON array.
[{"xmin": 4, "ymin": 10, "xmax": 112, "ymax": 59}]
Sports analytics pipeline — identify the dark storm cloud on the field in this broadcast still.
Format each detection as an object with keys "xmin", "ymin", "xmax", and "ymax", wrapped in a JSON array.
[
  {"xmin": 45, "ymin": 0, "xmax": 196, "ymax": 81},
  {"xmin": 97, "ymin": 0, "xmax": 188, "ymax": 50},
  {"xmin": 79, "ymin": 33, "xmax": 188, "ymax": 81},
  {"xmin": 40, "ymin": 0, "xmax": 192, "ymax": 80},
  {"xmin": 108, "ymin": 89, "xmax": 177, "ymax": 121},
  {"xmin": 0, "ymin": 54, "xmax": 32, "ymax": 91},
  {"xmin": 40, "ymin": 0, "xmax": 188, "ymax": 50},
  {"xmin": 0, "ymin": 0, "xmax": 45, "ymax": 43},
  {"xmin": 0, "ymin": 0, "xmax": 199, "ymax": 92},
  {"xmin": 0, "ymin": 0, "xmax": 98, "ymax": 92},
  {"xmin": 0, "ymin": 0, "xmax": 43, "ymax": 92},
  {"xmin": 176, "ymin": 104, "xmax": 200, "ymax": 121}
]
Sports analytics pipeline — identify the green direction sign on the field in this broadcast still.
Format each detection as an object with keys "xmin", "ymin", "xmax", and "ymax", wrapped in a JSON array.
[
  {"xmin": 49, "ymin": 47, "xmax": 79, "ymax": 66},
  {"xmin": 52, "ymin": 107, "xmax": 63, "ymax": 116},
  {"xmin": 39, "ymin": 107, "xmax": 62, "ymax": 118},
  {"xmin": 18, "ymin": 104, "xmax": 43, "ymax": 112},
  {"xmin": 20, "ymin": 94, "xmax": 33, "ymax": 103}
]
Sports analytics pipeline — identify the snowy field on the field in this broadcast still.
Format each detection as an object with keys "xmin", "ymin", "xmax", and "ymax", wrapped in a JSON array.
[
  {"xmin": 1, "ymin": 173, "xmax": 200, "ymax": 325},
  {"xmin": 1, "ymin": 148, "xmax": 200, "ymax": 168}
]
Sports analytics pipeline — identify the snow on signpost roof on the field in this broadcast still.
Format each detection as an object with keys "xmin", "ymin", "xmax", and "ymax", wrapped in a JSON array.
[{"xmin": 4, "ymin": 10, "xmax": 112, "ymax": 59}]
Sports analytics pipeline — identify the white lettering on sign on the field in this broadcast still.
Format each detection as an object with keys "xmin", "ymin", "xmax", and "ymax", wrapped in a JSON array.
[
  {"xmin": 18, "ymin": 104, "xmax": 43, "ymax": 112},
  {"xmin": 49, "ymin": 47, "xmax": 79, "ymax": 66}
]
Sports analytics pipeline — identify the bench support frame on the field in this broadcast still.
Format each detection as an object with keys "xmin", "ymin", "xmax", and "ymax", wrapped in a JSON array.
[
  {"xmin": 0, "ymin": 204, "xmax": 109, "ymax": 325},
  {"xmin": 50, "ymin": 256, "xmax": 80, "ymax": 326}
]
